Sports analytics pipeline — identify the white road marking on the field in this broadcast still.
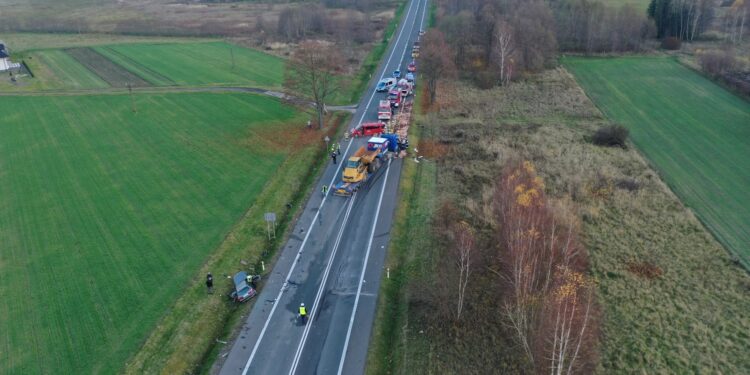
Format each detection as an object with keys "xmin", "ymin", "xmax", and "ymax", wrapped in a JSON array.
[
  {"xmin": 336, "ymin": 159, "xmax": 392, "ymax": 375},
  {"xmin": 287, "ymin": 193, "xmax": 357, "ymax": 374},
  {"xmin": 239, "ymin": 0, "xmax": 421, "ymax": 373},
  {"xmin": 240, "ymin": 142, "xmax": 353, "ymax": 375},
  {"xmin": 336, "ymin": 0, "xmax": 429, "ymax": 373}
]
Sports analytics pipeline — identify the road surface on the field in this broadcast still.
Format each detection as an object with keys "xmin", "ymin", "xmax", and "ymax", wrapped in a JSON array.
[{"xmin": 218, "ymin": 0, "xmax": 429, "ymax": 374}]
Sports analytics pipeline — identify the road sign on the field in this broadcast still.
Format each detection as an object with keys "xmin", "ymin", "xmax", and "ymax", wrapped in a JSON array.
[{"xmin": 264, "ymin": 212, "xmax": 276, "ymax": 240}]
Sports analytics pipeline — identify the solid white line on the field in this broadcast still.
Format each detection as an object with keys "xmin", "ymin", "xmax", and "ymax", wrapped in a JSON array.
[
  {"xmin": 240, "ymin": 143, "xmax": 353, "ymax": 375},
  {"xmin": 240, "ymin": 0, "xmax": 421, "ymax": 373},
  {"xmin": 419, "ymin": 0, "xmax": 427, "ymax": 30},
  {"xmin": 353, "ymin": 0, "xmax": 418, "ymax": 130},
  {"xmin": 287, "ymin": 193, "xmax": 358, "ymax": 375},
  {"xmin": 336, "ymin": 1, "xmax": 429, "ymax": 372},
  {"xmin": 336, "ymin": 158, "xmax": 392, "ymax": 375}
]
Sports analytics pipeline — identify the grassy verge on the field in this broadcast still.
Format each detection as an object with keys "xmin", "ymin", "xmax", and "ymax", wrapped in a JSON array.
[
  {"xmin": 196, "ymin": 112, "xmax": 351, "ymax": 374},
  {"xmin": 331, "ymin": 0, "xmax": 407, "ymax": 105},
  {"xmin": 124, "ymin": 112, "xmax": 349, "ymax": 374},
  {"xmin": 366, "ymin": 69, "xmax": 750, "ymax": 373},
  {"xmin": 366, "ymin": 90, "xmax": 437, "ymax": 375}
]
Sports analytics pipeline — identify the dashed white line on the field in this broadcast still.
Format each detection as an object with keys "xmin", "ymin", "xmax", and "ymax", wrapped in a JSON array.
[
  {"xmin": 287, "ymin": 193, "xmax": 357, "ymax": 375},
  {"xmin": 336, "ymin": 158, "xmax": 393, "ymax": 375},
  {"xmin": 239, "ymin": 0, "xmax": 422, "ymax": 373},
  {"xmin": 336, "ymin": 0, "xmax": 429, "ymax": 373}
]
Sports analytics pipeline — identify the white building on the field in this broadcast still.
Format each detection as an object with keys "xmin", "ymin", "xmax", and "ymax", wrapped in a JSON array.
[{"xmin": 0, "ymin": 42, "xmax": 21, "ymax": 72}]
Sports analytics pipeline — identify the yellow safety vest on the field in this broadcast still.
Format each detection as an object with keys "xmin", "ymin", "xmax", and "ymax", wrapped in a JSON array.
[{"xmin": 299, "ymin": 306, "xmax": 307, "ymax": 316}]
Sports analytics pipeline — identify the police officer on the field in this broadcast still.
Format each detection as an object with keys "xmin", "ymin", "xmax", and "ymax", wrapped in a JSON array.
[{"xmin": 299, "ymin": 303, "xmax": 308, "ymax": 324}]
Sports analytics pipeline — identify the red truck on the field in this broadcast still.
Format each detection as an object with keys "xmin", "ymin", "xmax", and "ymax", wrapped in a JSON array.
[
  {"xmin": 388, "ymin": 89, "xmax": 402, "ymax": 108},
  {"xmin": 351, "ymin": 122, "xmax": 385, "ymax": 137},
  {"xmin": 378, "ymin": 99, "xmax": 392, "ymax": 121}
]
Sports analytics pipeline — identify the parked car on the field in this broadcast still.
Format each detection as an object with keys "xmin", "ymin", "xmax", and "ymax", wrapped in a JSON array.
[
  {"xmin": 229, "ymin": 271, "xmax": 257, "ymax": 302},
  {"xmin": 406, "ymin": 72, "xmax": 415, "ymax": 83},
  {"xmin": 419, "ymin": 29, "xmax": 425, "ymax": 36},
  {"xmin": 393, "ymin": 69, "xmax": 401, "ymax": 79},
  {"xmin": 407, "ymin": 61, "xmax": 416, "ymax": 72},
  {"xmin": 376, "ymin": 77, "xmax": 397, "ymax": 92}
]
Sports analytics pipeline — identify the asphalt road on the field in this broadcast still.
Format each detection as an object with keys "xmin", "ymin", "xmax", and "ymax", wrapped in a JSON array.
[{"xmin": 218, "ymin": 0, "xmax": 429, "ymax": 374}]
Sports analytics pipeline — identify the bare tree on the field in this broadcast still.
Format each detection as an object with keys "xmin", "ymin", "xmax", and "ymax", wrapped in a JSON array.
[
  {"xmin": 545, "ymin": 267, "xmax": 596, "ymax": 375},
  {"xmin": 493, "ymin": 161, "xmax": 596, "ymax": 372},
  {"xmin": 284, "ymin": 41, "xmax": 343, "ymax": 129},
  {"xmin": 509, "ymin": 0, "xmax": 557, "ymax": 72},
  {"xmin": 493, "ymin": 19, "xmax": 515, "ymax": 85},
  {"xmin": 452, "ymin": 221, "xmax": 475, "ymax": 320},
  {"xmin": 420, "ymin": 30, "xmax": 456, "ymax": 105}
]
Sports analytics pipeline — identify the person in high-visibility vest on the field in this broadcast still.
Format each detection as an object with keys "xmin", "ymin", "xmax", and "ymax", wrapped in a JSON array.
[{"xmin": 299, "ymin": 303, "xmax": 307, "ymax": 324}]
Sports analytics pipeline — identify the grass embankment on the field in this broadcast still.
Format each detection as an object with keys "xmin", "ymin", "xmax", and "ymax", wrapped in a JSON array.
[
  {"xmin": 564, "ymin": 56, "xmax": 750, "ymax": 269},
  {"xmin": 0, "ymin": 92, "xmax": 302, "ymax": 375},
  {"xmin": 331, "ymin": 0, "xmax": 407, "ymax": 105},
  {"xmin": 367, "ymin": 70, "xmax": 750, "ymax": 373},
  {"xmin": 125, "ymin": 112, "xmax": 350, "ymax": 374},
  {"xmin": 366, "ymin": 88, "xmax": 435, "ymax": 375}
]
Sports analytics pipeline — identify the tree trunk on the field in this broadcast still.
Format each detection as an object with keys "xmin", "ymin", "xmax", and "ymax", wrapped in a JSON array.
[{"xmin": 317, "ymin": 104, "xmax": 324, "ymax": 130}]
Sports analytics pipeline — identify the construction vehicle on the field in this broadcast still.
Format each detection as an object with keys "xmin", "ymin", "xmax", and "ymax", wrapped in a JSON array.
[{"xmin": 334, "ymin": 135, "xmax": 398, "ymax": 196}]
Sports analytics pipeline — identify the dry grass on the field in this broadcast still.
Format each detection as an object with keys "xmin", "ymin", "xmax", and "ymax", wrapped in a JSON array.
[{"xmin": 371, "ymin": 69, "xmax": 750, "ymax": 374}]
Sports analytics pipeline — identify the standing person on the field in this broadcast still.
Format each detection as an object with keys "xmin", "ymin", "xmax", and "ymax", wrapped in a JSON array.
[
  {"xmin": 206, "ymin": 273, "xmax": 214, "ymax": 294},
  {"xmin": 299, "ymin": 303, "xmax": 307, "ymax": 324},
  {"xmin": 307, "ymin": 120, "xmax": 312, "ymax": 130},
  {"xmin": 331, "ymin": 151, "xmax": 337, "ymax": 164},
  {"xmin": 336, "ymin": 143, "xmax": 341, "ymax": 155},
  {"xmin": 322, "ymin": 184, "xmax": 328, "ymax": 196}
]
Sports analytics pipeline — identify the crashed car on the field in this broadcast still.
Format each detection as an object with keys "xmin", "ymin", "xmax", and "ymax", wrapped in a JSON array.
[{"xmin": 229, "ymin": 271, "xmax": 257, "ymax": 302}]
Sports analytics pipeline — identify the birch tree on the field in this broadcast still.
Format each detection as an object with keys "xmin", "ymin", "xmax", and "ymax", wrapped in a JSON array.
[{"xmin": 494, "ymin": 20, "xmax": 515, "ymax": 86}]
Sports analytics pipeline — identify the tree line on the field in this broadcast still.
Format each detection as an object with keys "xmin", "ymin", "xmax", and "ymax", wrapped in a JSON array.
[{"xmin": 419, "ymin": 0, "xmax": 653, "ymax": 91}]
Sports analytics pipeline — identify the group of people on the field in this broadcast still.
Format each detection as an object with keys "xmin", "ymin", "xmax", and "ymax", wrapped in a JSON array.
[{"xmin": 330, "ymin": 142, "xmax": 341, "ymax": 164}]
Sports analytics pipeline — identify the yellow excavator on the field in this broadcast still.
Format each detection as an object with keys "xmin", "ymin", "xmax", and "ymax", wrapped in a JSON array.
[{"xmin": 334, "ymin": 136, "xmax": 394, "ymax": 196}]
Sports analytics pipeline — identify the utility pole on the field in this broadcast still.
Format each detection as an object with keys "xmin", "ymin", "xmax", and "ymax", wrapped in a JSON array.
[{"xmin": 127, "ymin": 83, "xmax": 137, "ymax": 113}]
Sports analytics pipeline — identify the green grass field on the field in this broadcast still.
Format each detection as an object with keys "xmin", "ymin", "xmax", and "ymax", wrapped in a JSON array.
[
  {"xmin": 564, "ymin": 56, "xmax": 750, "ymax": 268},
  {"xmin": 94, "ymin": 42, "xmax": 284, "ymax": 88},
  {"xmin": 0, "ymin": 33, "xmax": 212, "ymax": 53},
  {"xmin": 0, "ymin": 92, "xmax": 299, "ymax": 374},
  {"xmin": 34, "ymin": 49, "xmax": 110, "ymax": 89}
]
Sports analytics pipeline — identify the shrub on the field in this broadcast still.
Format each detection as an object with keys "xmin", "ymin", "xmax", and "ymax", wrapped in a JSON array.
[
  {"xmin": 473, "ymin": 70, "xmax": 497, "ymax": 90},
  {"xmin": 698, "ymin": 49, "xmax": 736, "ymax": 77},
  {"xmin": 592, "ymin": 125, "xmax": 629, "ymax": 148},
  {"xmin": 661, "ymin": 36, "xmax": 681, "ymax": 50}
]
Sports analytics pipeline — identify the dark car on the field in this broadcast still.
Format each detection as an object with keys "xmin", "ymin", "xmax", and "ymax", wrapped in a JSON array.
[{"xmin": 230, "ymin": 271, "xmax": 257, "ymax": 302}]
